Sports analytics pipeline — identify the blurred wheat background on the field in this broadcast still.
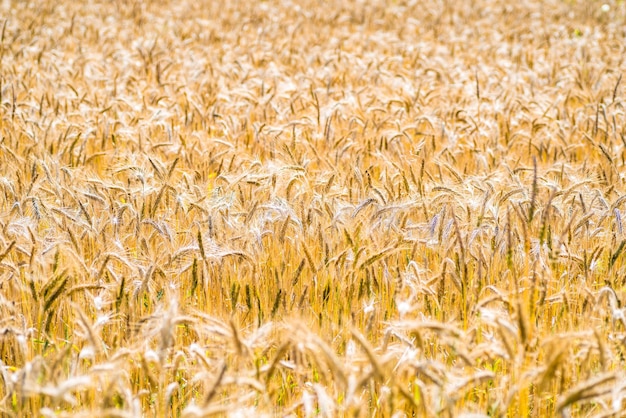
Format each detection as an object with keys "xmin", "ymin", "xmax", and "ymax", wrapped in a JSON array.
[{"xmin": 1, "ymin": 0, "xmax": 626, "ymax": 416}]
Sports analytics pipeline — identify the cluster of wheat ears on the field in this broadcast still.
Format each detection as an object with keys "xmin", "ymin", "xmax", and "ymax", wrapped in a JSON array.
[{"xmin": 1, "ymin": 0, "xmax": 626, "ymax": 416}]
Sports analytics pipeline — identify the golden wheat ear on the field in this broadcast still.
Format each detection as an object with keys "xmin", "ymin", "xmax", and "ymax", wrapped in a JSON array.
[{"xmin": 4, "ymin": 0, "xmax": 626, "ymax": 415}]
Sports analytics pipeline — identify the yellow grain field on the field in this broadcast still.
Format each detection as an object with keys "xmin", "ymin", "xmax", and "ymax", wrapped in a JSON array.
[{"xmin": 1, "ymin": 0, "xmax": 626, "ymax": 416}]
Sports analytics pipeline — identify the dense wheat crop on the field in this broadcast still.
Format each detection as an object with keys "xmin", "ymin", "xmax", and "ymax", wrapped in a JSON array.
[{"xmin": 2, "ymin": 0, "xmax": 626, "ymax": 416}]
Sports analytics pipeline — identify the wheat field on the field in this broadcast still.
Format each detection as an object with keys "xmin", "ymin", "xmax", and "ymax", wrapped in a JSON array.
[{"xmin": 1, "ymin": 0, "xmax": 626, "ymax": 416}]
